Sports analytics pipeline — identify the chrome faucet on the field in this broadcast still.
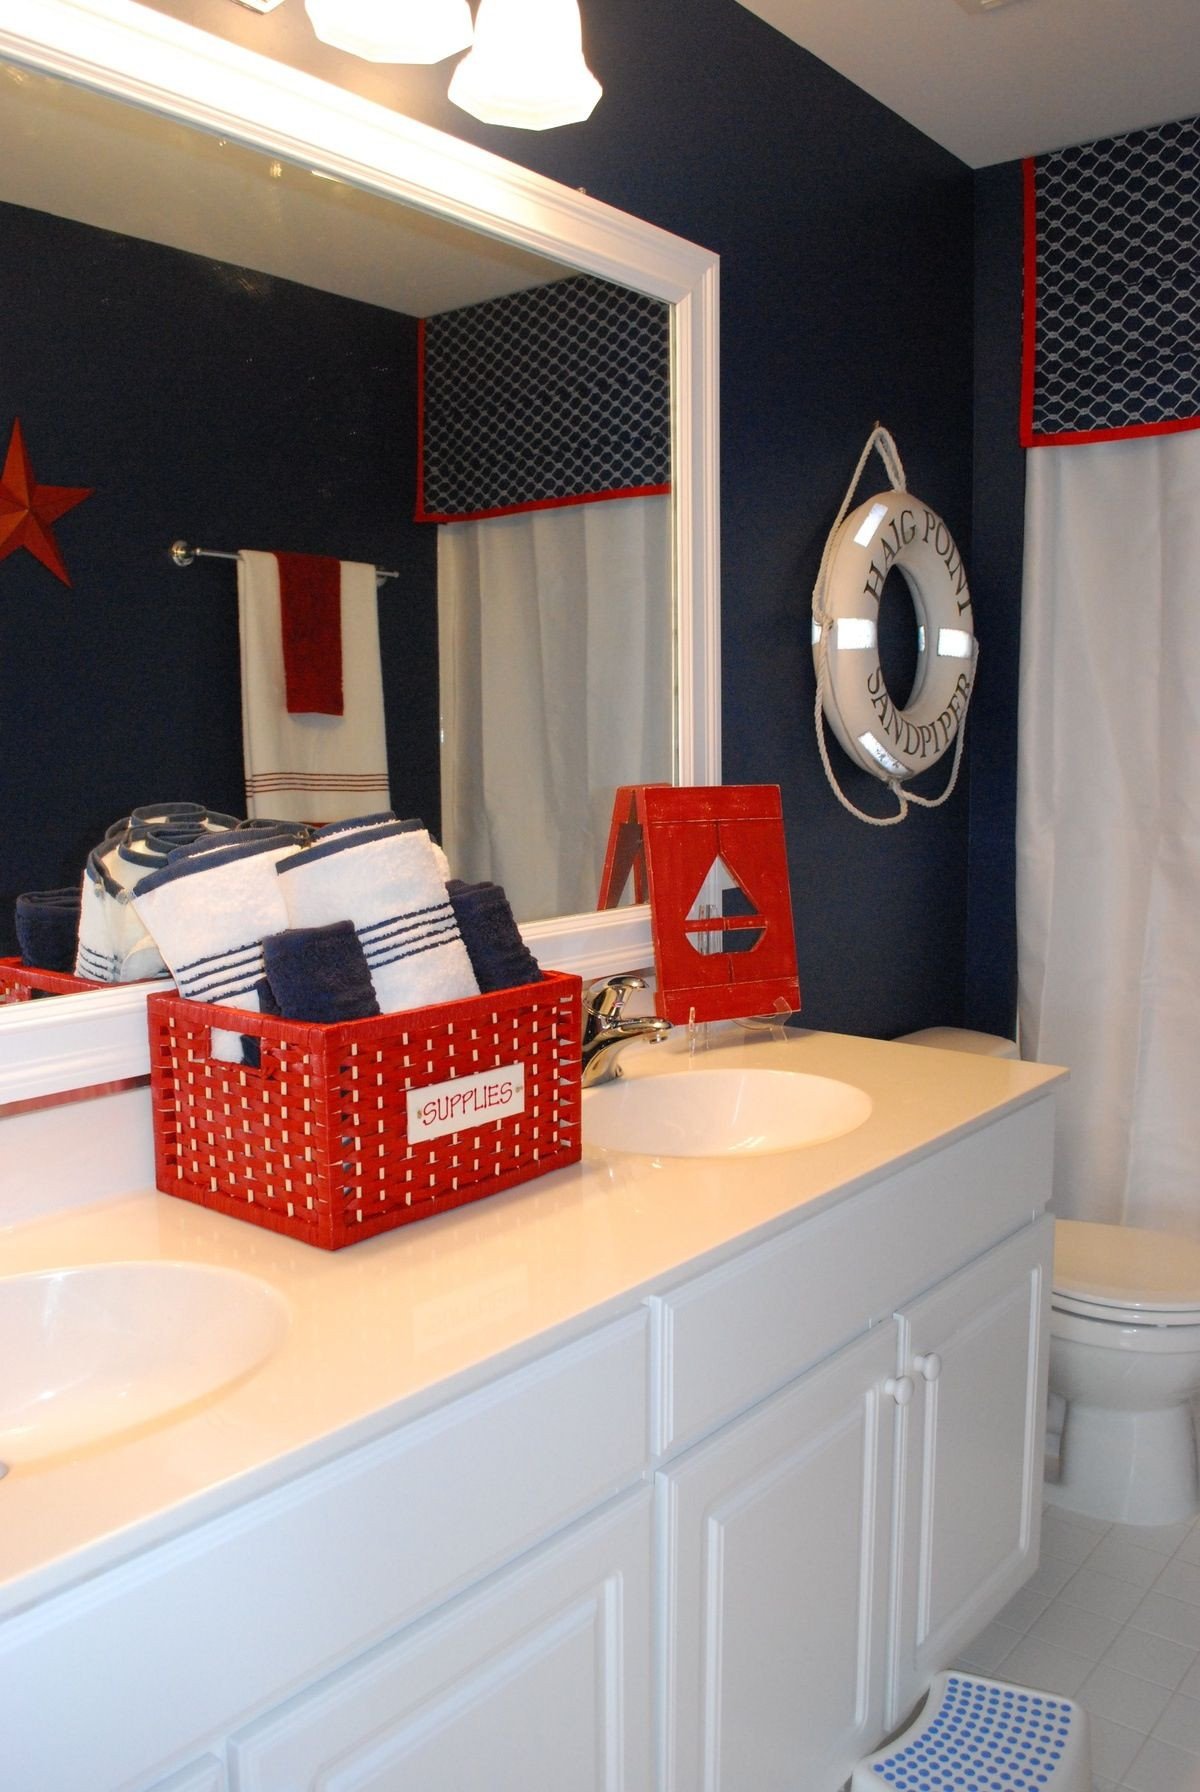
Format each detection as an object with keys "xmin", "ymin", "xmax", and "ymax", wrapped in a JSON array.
[{"xmin": 581, "ymin": 974, "xmax": 671, "ymax": 1086}]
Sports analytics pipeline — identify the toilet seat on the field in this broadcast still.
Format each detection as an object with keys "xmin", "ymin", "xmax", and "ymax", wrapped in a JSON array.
[
  {"xmin": 1053, "ymin": 1219, "xmax": 1200, "ymax": 1323},
  {"xmin": 1052, "ymin": 1291, "xmax": 1200, "ymax": 1330}
]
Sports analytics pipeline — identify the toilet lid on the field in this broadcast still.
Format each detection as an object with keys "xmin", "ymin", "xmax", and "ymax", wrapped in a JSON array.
[{"xmin": 1053, "ymin": 1219, "xmax": 1200, "ymax": 1319}]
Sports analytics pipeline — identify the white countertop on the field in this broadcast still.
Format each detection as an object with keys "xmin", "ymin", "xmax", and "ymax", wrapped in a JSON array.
[{"xmin": 0, "ymin": 1026, "xmax": 1064, "ymax": 1618}]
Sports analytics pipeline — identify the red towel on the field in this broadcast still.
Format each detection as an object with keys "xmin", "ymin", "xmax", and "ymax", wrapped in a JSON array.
[{"xmin": 274, "ymin": 551, "xmax": 344, "ymax": 716}]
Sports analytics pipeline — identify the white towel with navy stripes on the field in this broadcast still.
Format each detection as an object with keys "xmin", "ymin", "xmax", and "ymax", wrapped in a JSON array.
[
  {"xmin": 276, "ymin": 820, "xmax": 477, "ymax": 1014},
  {"xmin": 132, "ymin": 834, "xmax": 300, "ymax": 1058},
  {"xmin": 237, "ymin": 549, "xmax": 391, "ymax": 827}
]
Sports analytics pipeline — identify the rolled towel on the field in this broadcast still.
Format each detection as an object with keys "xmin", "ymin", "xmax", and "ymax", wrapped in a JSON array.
[
  {"xmin": 447, "ymin": 880, "xmax": 543, "ymax": 993},
  {"xmin": 128, "ymin": 802, "xmax": 240, "ymax": 834},
  {"xmin": 75, "ymin": 806, "xmax": 238, "ymax": 983},
  {"xmin": 132, "ymin": 833, "xmax": 300, "ymax": 1061},
  {"xmin": 15, "ymin": 887, "xmax": 82, "ymax": 972},
  {"xmin": 262, "ymin": 921, "xmax": 380, "ymax": 1024},
  {"xmin": 76, "ymin": 843, "xmax": 168, "ymax": 984},
  {"xmin": 278, "ymin": 821, "xmax": 478, "ymax": 1014}
]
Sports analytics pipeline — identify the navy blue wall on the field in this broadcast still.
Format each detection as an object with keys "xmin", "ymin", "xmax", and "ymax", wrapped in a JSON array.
[
  {"xmin": 24, "ymin": 0, "xmax": 992, "ymax": 1038},
  {"xmin": 0, "ymin": 203, "xmax": 438, "ymax": 954},
  {"xmin": 968, "ymin": 161, "xmax": 1026, "ymax": 1038}
]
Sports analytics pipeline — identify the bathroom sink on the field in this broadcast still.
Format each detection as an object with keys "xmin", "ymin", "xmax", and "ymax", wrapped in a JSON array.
[
  {"xmin": 583, "ymin": 1066, "xmax": 872, "ymax": 1158},
  {"xmin": 0, "ymin": 1262, "xmax": 288, "ymax": 1466}
]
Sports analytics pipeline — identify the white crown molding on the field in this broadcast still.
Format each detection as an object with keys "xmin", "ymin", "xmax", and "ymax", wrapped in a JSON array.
[{"xmin": 0, "ymin": 0, "xmax": 720, "ymax": 1105}]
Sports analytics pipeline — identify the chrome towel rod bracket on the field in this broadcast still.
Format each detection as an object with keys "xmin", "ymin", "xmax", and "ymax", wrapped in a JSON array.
[{"xmin": 170, "ymin": 541, "xmax": 399, "ymax": 584}]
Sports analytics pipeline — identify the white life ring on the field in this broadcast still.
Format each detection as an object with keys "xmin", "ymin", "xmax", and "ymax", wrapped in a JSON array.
[{"xmin": 814, "ymin": 490, "xmax": 977, "ymax": 783}]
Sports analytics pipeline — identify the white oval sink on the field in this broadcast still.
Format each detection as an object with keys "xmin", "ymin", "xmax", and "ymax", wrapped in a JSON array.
[
  {"xmin": 583, "ymin": 1066, "xmax": 873, "ymax": 1158},
  {"xmin": 0, "ymin": 1262, "xmax": 288, "ymax": 1466}
]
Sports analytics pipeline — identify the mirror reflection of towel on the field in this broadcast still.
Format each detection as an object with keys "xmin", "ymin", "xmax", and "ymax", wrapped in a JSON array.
[
  {"xmin": 237, "ymin": 548, "xmax": 390, "ymax": 827},
  {"xmin": 275, "ymin": 551, "xmax": 343, "ymax": 716}
]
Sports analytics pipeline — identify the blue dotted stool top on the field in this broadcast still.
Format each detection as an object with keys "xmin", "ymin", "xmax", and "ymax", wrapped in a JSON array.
[{"xmin": 854, "ymin": 1672, "xmax": 1088, "ymax": 1792}]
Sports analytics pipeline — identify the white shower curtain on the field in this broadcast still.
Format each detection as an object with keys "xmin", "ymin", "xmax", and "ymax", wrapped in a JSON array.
[
  {"xmin": 438, "ymin": 495, "xmax": 672, "ymax": 923},
  {"xmin": 1018, "ymin": 430, "xmax": 1200, "ymax": 1231}
]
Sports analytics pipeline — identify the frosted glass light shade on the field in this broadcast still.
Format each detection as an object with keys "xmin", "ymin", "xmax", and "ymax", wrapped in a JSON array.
[
  {"xmin": 303, "ymin": 0, "xmax": 473, "ymax": 64},
  {"xmin": 448, "ymin": 0, "xmax": 602, "ymax": 129}
]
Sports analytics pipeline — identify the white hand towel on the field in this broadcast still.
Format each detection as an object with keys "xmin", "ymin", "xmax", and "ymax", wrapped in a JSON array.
[
  {"xmin": 132, "ymin": 836, "xmax": 300, "ymax": 1060},
  {"xmin": 237, "ymin": 549, "xmax": 391, "ymax": 827},
  {"xmin": 277, "ymin": 821, "xmax": 478, "ymax": 1015}
]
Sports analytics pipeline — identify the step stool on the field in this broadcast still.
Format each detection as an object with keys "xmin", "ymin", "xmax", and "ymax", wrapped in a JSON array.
[{"xmin": 851, "ymin": 1671, "xmax": 1091, "ymax": 1791}]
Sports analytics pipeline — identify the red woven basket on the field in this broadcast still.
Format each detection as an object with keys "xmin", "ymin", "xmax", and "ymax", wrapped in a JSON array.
[
  {"xmin": 0, "ymin": 955, "xmax": 108, "ymax": 1002},
  {"xmin": 147, "ymin": 970, "xmax": 583, "ymax": 1250}
]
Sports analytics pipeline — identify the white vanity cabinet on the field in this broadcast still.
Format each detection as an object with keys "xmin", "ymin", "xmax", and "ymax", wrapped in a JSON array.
[{"xmin": 0, "ymin": 1072, "xmax": 1059, "ymax": 1792}]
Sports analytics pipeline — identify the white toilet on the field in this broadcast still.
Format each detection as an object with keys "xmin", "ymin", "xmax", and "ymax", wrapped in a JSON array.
[
  {"xmin": 1048, "ymin": 1220, "xmax": 1200, "ymax": 1524},
  {"xmin": 897, "ymin": 1026, "xmax": 1200, "ymax": 1526}
]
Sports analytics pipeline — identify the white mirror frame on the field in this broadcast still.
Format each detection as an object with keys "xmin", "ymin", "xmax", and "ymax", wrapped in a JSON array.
[{"xmin": 0, "ymin": 0, "xmax": 720, "ymax": 1106}]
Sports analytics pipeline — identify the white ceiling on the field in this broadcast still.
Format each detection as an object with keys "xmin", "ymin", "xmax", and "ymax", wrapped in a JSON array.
[
  {"xmin": 0, "ymin": 61, "xmax": 570, "ymax": 315},
  {"xmin": 735, "ymin": 0, "xmax": 1200, "ymax": 168}
]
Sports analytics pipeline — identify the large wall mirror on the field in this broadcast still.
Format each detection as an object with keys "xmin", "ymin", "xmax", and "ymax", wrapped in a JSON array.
[{"xmin": 0, "ymin": 0, "xmax": 719, "ymax": 1106}]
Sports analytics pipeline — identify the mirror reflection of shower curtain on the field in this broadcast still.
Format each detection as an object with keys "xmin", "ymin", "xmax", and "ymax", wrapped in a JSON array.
[
  {"xmin": 1017, "ymin": 431, "xmax": 1200, "ymax": 1233},
  {"xmin": 438, "ymin": 495, "xmax": 673, "ymax": 922}
]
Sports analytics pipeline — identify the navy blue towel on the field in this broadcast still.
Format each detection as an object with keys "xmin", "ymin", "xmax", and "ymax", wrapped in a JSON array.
[
  {"xmin": 15, "ymin": 887, "xmax": 83, "ymax": 972},
  {"xmin": 261, "ymin": 920, "xmax": 381, "ymax": 1024},
  {"xmin": 447, "ymin": 880, "xmax": 543, "ymax": 994}
]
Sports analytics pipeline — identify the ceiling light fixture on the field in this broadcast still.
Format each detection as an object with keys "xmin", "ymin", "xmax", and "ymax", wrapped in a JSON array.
[
  {"xmin": 448, "ymin": 0, "xmax": 602, "ymax": 130},
  {"xmin": 230, "ymin": 0, "xmax": 601, "ymax": 127},
  {"xmin": 302, "ymin": 0, "xmax": 474, "ymax": 64}
]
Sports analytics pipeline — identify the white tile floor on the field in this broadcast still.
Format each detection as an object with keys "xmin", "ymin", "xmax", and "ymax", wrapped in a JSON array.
[{"xmin": 957, "ymin": 1505, "xmax": 1200, "ymax": 1792}]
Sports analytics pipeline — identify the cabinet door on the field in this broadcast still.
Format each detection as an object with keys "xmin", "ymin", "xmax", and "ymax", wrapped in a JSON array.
[
  {"xmin": 889, "ymin": 1215, "xmax": 1053, "ymax": 1720},
  {"xmin": 230, "ymin": 1488, "xmax": 653, "ymax": 1792},
  {"xmin": 659, "ymin": 1322, "xmax": 899, "ymax": 1792}
]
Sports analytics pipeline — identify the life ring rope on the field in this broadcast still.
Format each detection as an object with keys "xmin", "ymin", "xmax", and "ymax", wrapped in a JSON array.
[{"xmin": 811, "ymin": 424, "xmax": 975, "ymax": 826}]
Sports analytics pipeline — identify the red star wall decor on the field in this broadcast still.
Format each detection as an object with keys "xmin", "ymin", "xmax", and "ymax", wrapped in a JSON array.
[{"xmin": 0, "ymin": 418, "xmax": 94, "ymax": 587}]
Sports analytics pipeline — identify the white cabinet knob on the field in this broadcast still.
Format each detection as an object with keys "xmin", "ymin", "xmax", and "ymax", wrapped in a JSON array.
[
  {"xmin": 885, "ymin": 1376, "xmax": 915, "ymax": 1407},
  {"xmin": 913, "ymin": 1352, "xmax": 942, "ymax": 1382}
]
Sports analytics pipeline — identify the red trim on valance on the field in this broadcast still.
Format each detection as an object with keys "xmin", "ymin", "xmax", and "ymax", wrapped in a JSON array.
[
  {"xmin": 416, "ymin": 482, "xmax": 672, "ymax": 526},
  {"xmin": 415, "ymin": 316, "xmax": 428, "ymax": 523},
  {"xmin": 1019, "ymin": 157, "xmax": 1039, "ymax": 449},
  {"xmin": 1025, "ymin": 416, "xmax": 1200, "ymax": 449}
]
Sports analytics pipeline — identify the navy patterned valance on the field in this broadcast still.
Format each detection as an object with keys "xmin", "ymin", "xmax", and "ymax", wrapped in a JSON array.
[
  {"xmin": 1022, "ymin": 115, "xmax": 1200, "ymax": 447},
  {"xmin": 416, "ymin": 273, "xmax": 671, "ymax": 522}
]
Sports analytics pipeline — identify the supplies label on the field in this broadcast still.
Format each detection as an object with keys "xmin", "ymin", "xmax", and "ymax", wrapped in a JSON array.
[{"xmin": 407, "ymin": 1063, "xmax": 526, "ymax": 1143}]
